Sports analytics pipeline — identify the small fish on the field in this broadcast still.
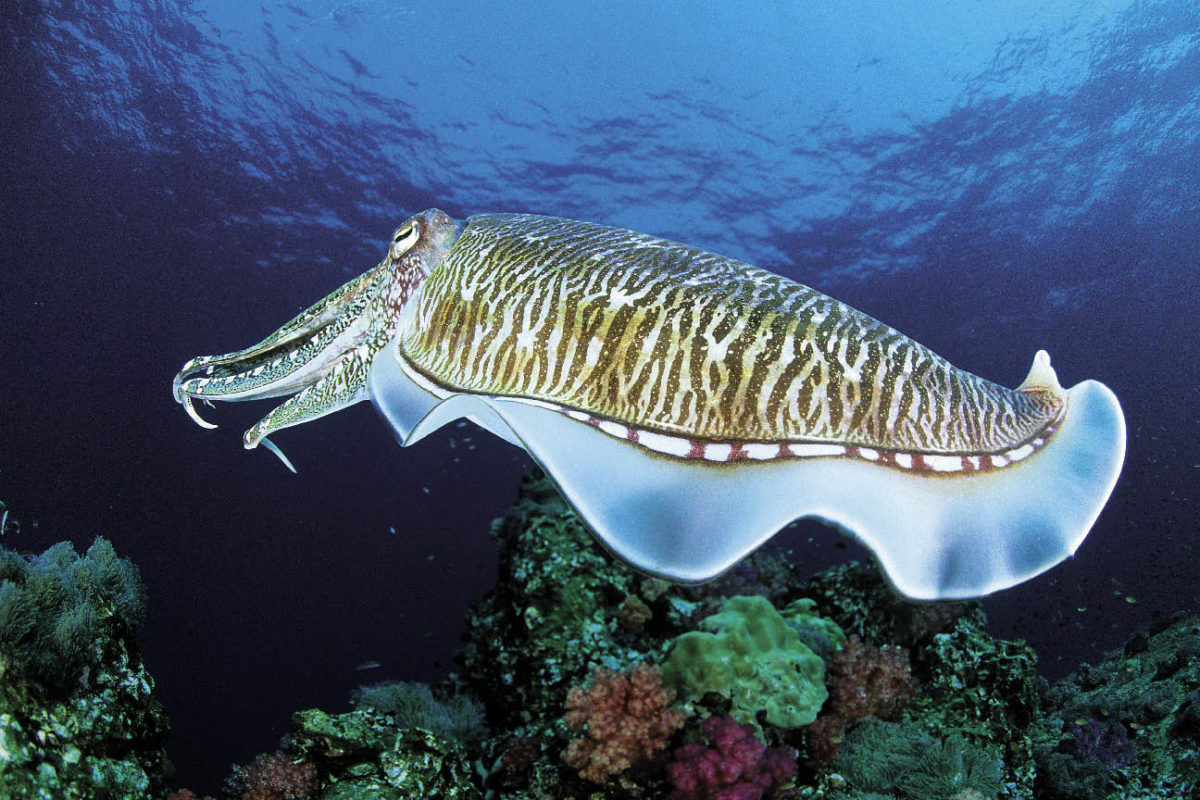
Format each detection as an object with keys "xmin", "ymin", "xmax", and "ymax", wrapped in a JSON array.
[{"xmin": 354, "ymin": 660, "xmax": 382, "ymax": 671}]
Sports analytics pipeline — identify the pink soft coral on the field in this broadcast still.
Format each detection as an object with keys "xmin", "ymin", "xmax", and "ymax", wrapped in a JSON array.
[
  {"xmin": 667, "ymin": 715, "xmax": 796, "ymax": 800},
  {"xmin": 562, "ymin": 663, "xmax": 685, "ymax": 783}
]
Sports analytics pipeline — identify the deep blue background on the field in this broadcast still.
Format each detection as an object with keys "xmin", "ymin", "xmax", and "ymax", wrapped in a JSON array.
[{"xmin": 1, "ymin": 0, "xmax": 1197, "ymax": 793}]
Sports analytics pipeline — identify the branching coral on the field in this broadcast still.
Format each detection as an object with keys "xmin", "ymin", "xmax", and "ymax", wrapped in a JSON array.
[
  {"xmin": 667, "ymin": 715, "xmax": 796, "ymax": 800},
  {"xmin": 562, "ymin": 663, "xmax": 685, "ymax": 783}
]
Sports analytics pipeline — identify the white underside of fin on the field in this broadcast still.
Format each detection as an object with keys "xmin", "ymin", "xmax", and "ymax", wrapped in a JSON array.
[{"xmin": 368, "ymin": 342, "xmax": 1125, "ymax": 600}]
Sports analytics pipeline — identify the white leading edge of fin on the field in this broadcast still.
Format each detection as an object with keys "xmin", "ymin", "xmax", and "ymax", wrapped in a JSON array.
[{"xmin": 369, "ymin": 343, "xmax": 1125, "ymax": 600}]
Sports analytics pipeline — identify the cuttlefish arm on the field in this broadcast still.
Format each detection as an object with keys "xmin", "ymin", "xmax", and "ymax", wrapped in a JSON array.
[{"xmin": 171, "ymin": 211, "xmax": 459, "ymax": 468}]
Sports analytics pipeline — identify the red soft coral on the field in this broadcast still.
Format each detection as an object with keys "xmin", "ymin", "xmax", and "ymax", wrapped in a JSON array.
[
  {"xmin": 563, "ymin": 663, "xmax": 685, "ymax": 783},
  {"xmin": 806, "ymin": 635, "xmax": 917, "ymax": 768},
  {"xmin": 667, "ymin": 715, "xmax": 796, "ymax": 800},
  {"xmin": 230, "ymin": 751, "xmax": 318, "ymax": 800},
  {"xmin": 160, "ymin": 791, "xmax": 216, "ymax": 800}
]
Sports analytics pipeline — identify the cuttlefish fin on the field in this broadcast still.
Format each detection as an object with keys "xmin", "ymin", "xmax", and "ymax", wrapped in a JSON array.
[{"xmin": 368, "ymin": 346, "xmax": 1125, "ymax": 599}]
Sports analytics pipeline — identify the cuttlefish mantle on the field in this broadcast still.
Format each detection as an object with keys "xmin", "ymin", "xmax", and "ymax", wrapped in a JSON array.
[{"xmin": 173, "ymin": 209, "xmax": 1126, "ymax": 600}]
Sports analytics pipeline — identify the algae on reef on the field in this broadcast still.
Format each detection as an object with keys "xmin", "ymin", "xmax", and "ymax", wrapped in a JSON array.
[
  {"xmin": 0, "ymin": 535, "xmax": 168, "ymax": 799},
  {"xmin": 4, "ymin": 478, "xmax": 1198, "ymax": 800}
]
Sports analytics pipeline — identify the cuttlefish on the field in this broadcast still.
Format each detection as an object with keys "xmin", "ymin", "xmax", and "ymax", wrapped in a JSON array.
[{"xmin": 172, "ymin": 210, "xmax": 1125, "ymax": 599}]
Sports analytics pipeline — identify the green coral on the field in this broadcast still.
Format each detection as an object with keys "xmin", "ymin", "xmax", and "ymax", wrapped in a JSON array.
[
  {"xmin": 352, "ymin": 681, "xmax": 486, "ymax": 742},
  {"xmin": 662, "ymin": 594, "xmax": 827, "ymax": 729},
  {"xmin": 379, "ymin": 729, "xmax": 481, "ymax": 799},
  {"xmin": 1033, "ymin": 614, "xmax": 1200, "ymax": 799},
  {"xmin": 919, "ymin": 613, "xmax": 1039, "ymax": 736},
  {"xmin": 830, "ymin": 719, "xmax": 1004, "ymax": 800},
  {"xmin": 781, "ymin": 597, "xmax": 846, "ymax": 661},
  {"xmin": 902, "ymin": 609, "xmax": 1040, "ymax": 798},
  {"xmin": 289, "ymin": 706, "xmax": 482, "ymax": 799},
  {"xmin": 455, "ymin": 473, "xmax": 653, "ymax": 732},
  {"xmin": 0, "ymin": 538, "xmax": 167, "ymax": 799},
  {"xmin": 0, "ymin": 537, "xmax": 145, "ymax": 693}
]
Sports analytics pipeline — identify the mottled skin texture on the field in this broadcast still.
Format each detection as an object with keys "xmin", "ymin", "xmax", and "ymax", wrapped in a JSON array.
[
  {"xmin": 403, "ymin": 214, "xmax": 1060, "ymax": 455},
  {"xmin": 172, "ymin": 209, "xmax": 1060, "ymax": 461}
]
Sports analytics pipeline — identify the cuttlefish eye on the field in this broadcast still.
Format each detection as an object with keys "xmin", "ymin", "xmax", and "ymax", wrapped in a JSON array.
[{"xmin": 390, "ymin": 222, "xmax": 420, "ymax": 260}]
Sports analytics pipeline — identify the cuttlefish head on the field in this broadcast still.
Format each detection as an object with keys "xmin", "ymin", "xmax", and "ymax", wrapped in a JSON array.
[{"xmin": 171, "ymin": 208, "xmax": 461, "ymax": 470}]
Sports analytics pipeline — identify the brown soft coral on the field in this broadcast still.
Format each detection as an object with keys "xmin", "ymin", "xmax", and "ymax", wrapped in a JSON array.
[
  {"xmin": 826, "ymin": 634, "xmax": 916, "ymax": 722},
  {"xmin": 617, "ymin": 594, "xmax": 653, "ymax": 633},
  {"xmin": 230, "ymin": 750, "xmax": 318, "ymax": 800},
  {"xmin": 806, "ymin": 635, "xmax": 917, "ymax": 768},
  {"xmin": 563, "ymin": 663, "xmax": 685, "ymax": 783}
]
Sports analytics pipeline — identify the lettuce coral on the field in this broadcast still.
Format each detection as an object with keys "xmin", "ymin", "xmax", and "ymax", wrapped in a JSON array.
[{"xmin": 663, "ymin": 595, "xmax": 827, "ymax": 729}]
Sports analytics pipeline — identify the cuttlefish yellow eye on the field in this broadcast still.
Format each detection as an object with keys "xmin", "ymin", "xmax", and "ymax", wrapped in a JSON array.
[{"xmin": 390, "ymin": 221, "xmax": 420, "ymax": 260}]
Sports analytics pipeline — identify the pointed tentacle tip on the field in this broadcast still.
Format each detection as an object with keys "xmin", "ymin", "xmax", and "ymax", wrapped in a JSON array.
[
  {"xmin": 174, "ymin": 370, "xmax": 219, "ymax": 429},
  {"xmin": 173, "ymin": 356, "xmax": 214, "ymax": 402},
  {"xmin": 261, "ymin": 438, "xmax": 298, "ymax": 473},
  {"xmin": 244, "ymin": 427, "xmax": 298, "ymax": 473}
]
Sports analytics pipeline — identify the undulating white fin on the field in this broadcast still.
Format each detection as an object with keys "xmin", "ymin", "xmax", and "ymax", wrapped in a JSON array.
[
  {"xmin": 367, "ymin": 347, "xmax": 525, "ymax": 450},
  {"xmin": 369, "ymin": 345, "xmax": 1125, "ymax": 599}
]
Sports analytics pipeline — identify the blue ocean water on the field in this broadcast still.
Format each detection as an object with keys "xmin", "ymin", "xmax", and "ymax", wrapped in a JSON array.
[{"xmin": 1, "ymin": 0, "xmax": 1196, "ymax": 792}]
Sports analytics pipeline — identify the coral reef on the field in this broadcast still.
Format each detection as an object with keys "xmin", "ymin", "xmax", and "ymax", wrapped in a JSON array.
[
  {"xmin": 0, "ymin": 536, "xmax": 146, "ymax": 692},
  {"xmin": 829, "ymin": 718, "xmax": 1004, "ymax": 800},
  {"xmin": 7, "ymin": 475, "xmax": 1197, "ymax": 800},
  {"xmin": 666, "ymin": 714, "xmax": 796, "ymax": 800},
  {"xmin": 663, "ymin": 594, "xmax": 829, "ymax": 729},
  {"xmin": 780, "ymin": 598, "xmax": 847, "ymax": 662},
  {"xmin": 562, "ymin": 663, "xmax": 685, "ymax": 782},
  {"xmin": 805, "ymin": 634, "xmax": 917, "ymax": 768},
  {"xmin": 1033, "ymin": 612, "xmax": 1200, "ymax": 799},
  {"xmin": 453, "ymin": 472, "xmax": 654, "ymax": 733},
  {"xmin": 228, "ymin": 750, "xmax": 318, "ymax": 800},
  {"xmin": 351, "ymin": 681, "xmax": 486, "ymax": 743},
  {"xmin": 281, "ymin": 703, "xmax": 482, "ymax": 799},
  {"xmin": 910, "ymin": 608, "xmax": 1042, "ymax": 795},
  {"xmin": 0, "ymin": 536, "xmax": 168, "ymax": 799}
]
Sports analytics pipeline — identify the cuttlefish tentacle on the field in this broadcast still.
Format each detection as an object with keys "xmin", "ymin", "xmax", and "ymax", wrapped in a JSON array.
[
  {"xmin": 242, "ymin": 343, "xmax": 374, "ymax": 451},
  {"xmin": 172, "ymin": 210, "xmax": 460, "ymax": 465},
  {"xmin": 170, "ymin": 267, "xmax": 377, "ymax": 406},
  {"xmin": 173, "ymin": 208, "xmax": 1125, "ymax": 600}
]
